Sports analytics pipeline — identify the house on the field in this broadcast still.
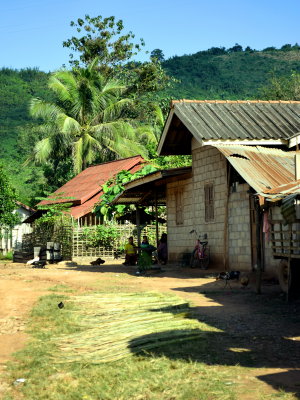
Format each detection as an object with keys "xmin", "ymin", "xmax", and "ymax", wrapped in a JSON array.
[
  {"xmin": 28, "ymin": 156, "xmax": 145, "ymax": 226},
  {"xmin": 0, "ymin": 201, "xmax": 35, "ymax": 253},
  {"xmin": 115, "ymin": 100, "xmax": 300, "ymax": 277}
]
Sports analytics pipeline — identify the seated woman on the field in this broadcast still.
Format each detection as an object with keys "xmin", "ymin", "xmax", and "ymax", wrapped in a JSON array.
[
  {"xmin": 138, "ymin": 236, "xmax": 156, "ymax": 271},
  {"xmin": 123, "ymin": 236, "xmax": 137, "ymax": 266}
]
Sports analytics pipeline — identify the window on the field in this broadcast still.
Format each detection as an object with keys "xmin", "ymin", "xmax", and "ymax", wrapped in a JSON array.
[
  {"xmin": 175, "ymin": 189, "xmax": 183, "ymax": 225},
  {"xmin": 204, "ymin": 183, "xmax": 214, "ymax": 222}
]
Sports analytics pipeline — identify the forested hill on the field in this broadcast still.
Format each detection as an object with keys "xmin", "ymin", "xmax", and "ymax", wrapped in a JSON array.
[
  {"xmin": 162, "ymin": 47, "xmax": 300, "ymax": 99},
  {"xmin": 1, "ymin": 47, "xmax": 300, "ymax": 204},
  {"xmin": 0, "ymin": 68, "xmax": 52, "ymax": 204}
]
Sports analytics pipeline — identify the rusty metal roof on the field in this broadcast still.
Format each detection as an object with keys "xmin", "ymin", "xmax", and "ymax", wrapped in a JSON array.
[
  {"xmin": 38, "ymin": 156, "xmax": 144, "ymax": 219},
  {"xmin": 158, "ymin": 100, "xmax": 300, "ymax": 155},
  {"xmin": 263, "ymin": 180, "xmax": 300, "ymax": 200},
  {"xmin": 214, "ymin": 145, "xmax": 297, "ymax": 198}
]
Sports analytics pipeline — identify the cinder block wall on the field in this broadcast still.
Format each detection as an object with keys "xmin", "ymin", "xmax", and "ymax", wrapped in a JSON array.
[
  {"xmin": 228, "ymin": 183, "xmax": 252, "ymax": 270},
  {"xmin": 192, "ymin": 145, "xmax": 227, "ymax": 268},
  {"xmin": 167, "ymin": 177, "xmax": 194, "ymax": 261},
  {"xmin": 166, "ymin": 140, "xmax": 283, "ymax": 275},
  {"xmin": 167, "ymin": 143, "xmax": 228, "ymax": 267}
]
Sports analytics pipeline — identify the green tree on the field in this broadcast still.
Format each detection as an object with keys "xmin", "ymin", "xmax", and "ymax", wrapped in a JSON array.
[
  {"xmin": 260, "ymin": 71, "xmax": 300, "ymax": 100},
  {"xmin": 62, "ymin": 15, "xmax": 174, "ymax": 103},
  {"xmin": 0, "ymin": 164, "xmax": 20, "ymax": 227},
  {"xmin": 150, "ymin": 49, "xmax": 165, "ymax": 62},
  {"xmin": 63, "ymin": 15, "xmax": 145, "ymax": 72},
  {"xmin": 29, "ymin": 60, "xmax": 154, "ymax": 174}
]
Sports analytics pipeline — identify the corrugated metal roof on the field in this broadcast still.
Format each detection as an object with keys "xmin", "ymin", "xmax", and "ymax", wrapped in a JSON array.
[
  {"xmin": 214, "ymin": 145, "xmax": 296, "ymax": 196},
  {"xmin": 39, "ymin": 156, "xmax": 144, "ymax": 219},
  {"xmin": 263, "ymin": 180, "xmax": 300, "ymax": 200},
  {"xmin": 174, "ymin": 100, "xmax": 300, "ymax": 140},
  {"xmin": 158, "ymin": 100, "xmax": 300, "ymax": 155}
]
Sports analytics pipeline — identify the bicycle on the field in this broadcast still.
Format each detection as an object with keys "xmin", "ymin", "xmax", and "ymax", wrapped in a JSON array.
[{"xmin": 189, "ymin": 230, "xmax": 209, "ymax": 269}]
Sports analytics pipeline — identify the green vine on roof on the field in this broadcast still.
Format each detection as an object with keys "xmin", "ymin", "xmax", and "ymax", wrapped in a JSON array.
[{"xmin": 94, "ymin": 164, "xmax": 158, "ymax": 218}]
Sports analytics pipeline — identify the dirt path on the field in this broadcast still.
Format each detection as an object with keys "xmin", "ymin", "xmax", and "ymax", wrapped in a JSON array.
[{"xmin": 0, "ymin": 261, "xmax": 300, "ymax": 398}]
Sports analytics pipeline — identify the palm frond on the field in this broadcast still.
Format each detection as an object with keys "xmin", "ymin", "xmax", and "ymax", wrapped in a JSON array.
[
  {"xmin": 92, "ymin": 121, "xmax": 136, "ymax": 142},
  {"xmin": 103, "ymin": 135, "xmax": 148, "ymax": 160},
  {"xmin": 82, "ymin": 133, "xmax": 102, "ymax": 165},
  {"xmin": 33, "ymin": 137, "xmax": 53, "ymax": 164},
  {"xmin": 135, "ymin": 125, "xmax": 158, "ymax": 144},
  {"xmin": 101, "ymin": 98, "xmax": 133, "ymax": 123},
  {"xmin": 49, "ymin": 72, "xmax": 76, "ymax": 104},
  {"xmin": 57, "ymin": 115, "xmax": 81, "ymax": 135},
  {"xmin": 152, "ymin": 103, "xmax": 165, "ymax": 128},
  {"xmin": 30, "ymin": 98, "xmax": 63, "ymax": 122}
]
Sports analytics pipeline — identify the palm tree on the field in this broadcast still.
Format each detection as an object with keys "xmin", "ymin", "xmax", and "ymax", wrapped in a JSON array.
[{"xmin": 29, "ymin": 60, "xmax": 155, "ymax": 174}]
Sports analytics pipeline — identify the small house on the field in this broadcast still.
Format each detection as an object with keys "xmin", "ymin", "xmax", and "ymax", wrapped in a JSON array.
[
  {"xmin": 115, "ymin": 100, "xmax": 300, "ymax": 279},
  {"xmin": 28, "ymin": 156, "xmax": 145, "ymax": 226},
  {"xmin": 0, "ymin": 201, "xmax": 35, "ymax": 253}
]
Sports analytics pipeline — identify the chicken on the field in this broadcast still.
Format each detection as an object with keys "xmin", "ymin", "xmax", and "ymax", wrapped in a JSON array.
[{"xmin": 90, "ymin": 258, "xmax": 105, "ymax": 266}]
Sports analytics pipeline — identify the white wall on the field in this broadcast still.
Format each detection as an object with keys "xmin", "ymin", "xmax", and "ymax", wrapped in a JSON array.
[{"xmin": 0, "ymin": 206, "xmax": 33, "ymax": 253}]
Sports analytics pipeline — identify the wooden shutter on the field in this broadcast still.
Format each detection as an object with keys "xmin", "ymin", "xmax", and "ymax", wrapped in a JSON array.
[
  {"xmin": 204, "ymin": 183, "xmax": 214, "ymax": 222},
  {"xmin": 175, "ymin": 189, "xmax": 183, "ymax": 225}
]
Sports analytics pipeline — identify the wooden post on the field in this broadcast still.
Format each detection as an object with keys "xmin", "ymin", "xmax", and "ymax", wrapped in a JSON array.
[
  {"xmin": 255, "ymin": 202, "xmax": 263, "ymax": 294},
  {"xmin": 136, "ymin": 206, "xmax": 141, "ymax": 255},
  {"xmin": 155, "ymin": 189, "xmax": 159, "ymax": 246},
  {"xmin": 223, "ymin": 162, "xmax": 230, "ymax": 271},
  {"xmin": 287, "ymin": 224, "xmax": 293, "ymax": 302}
]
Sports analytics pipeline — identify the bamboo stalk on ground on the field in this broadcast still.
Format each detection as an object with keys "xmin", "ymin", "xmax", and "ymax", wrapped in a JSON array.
[{"xmin": 53, "ymin": 292, "xmax": 204, "ymax": 364}]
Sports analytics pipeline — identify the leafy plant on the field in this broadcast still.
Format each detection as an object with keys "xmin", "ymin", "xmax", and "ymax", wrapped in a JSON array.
[
  {"xmin": 0, "ymin": 164, "xmax": 20, "ymax": 228},
  {"xmin": 95, "ymin": 164, "xmax": 158, "ymax": 218},
  {"xmin": 82, "ymin": 224, "xmax": 121, "ymax": 249},
  {"xmin": 35, "ymin": 193, "xmax": 74, "ymax": 225}
]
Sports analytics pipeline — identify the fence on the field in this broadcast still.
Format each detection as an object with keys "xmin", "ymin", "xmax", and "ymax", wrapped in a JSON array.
[
  {"xmin": 19, "ymin": 221, "xmax": 167, "ymax": 261},
  {"xmin": 72, "ymin": 223, "xmax": 167, "ymax": 259},
  {"xmin": 270, "ymin": 219, "xmax": 300, "ymax": 259}
]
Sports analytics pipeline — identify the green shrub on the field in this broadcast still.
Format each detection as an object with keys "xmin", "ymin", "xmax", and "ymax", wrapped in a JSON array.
[
  {"xmin": 0, "ymin": 250, "xmax": 13, "ymax": 260},
  {"xmin": 83, "ymin": 224, "xmax": 121, "ymax": 249}
]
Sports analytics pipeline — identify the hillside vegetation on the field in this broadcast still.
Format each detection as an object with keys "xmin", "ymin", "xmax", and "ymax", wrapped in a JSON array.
[
  {"xmin": 162, "ymin": 47, "xmax": 300, "ymax": 99},
  {"xmin": 0, "ymin": 68, "xmax": 52, "ymax": 204},
  {"xmin": 1, "ymin": 46, "xmax": 300, "ymax": 204}
]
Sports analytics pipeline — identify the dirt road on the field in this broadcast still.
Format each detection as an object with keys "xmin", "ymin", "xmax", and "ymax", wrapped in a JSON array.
[{"xmin": 0, "ymin": 261, "xmax": 300, "ymax": 398}]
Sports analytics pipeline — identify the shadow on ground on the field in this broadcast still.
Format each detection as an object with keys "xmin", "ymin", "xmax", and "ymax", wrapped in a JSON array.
[
  {"xmin": 58, "ymin": 261, "xmax": 218, "ymax": 280},
  {"xmin": 128, "ymin": 279, "xmax": 300, "ymax": 398}
]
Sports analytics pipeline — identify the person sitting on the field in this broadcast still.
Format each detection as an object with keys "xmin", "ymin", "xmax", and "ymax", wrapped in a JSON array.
[
  {"xmin": 138, "ymin": 236, "xmax": 156, "ymax": 271},
  {"xmin": 157, "ymin": 233, "xmax": 168, "ymax": 265},
  {"xmin": 123, "ymin": 236, "xmax": 137, "ymax": 266}
]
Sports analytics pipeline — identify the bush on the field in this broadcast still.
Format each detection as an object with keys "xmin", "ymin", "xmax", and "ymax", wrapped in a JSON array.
[
  {"xmin": 83, "ymin": 224, "xmax": 121, "ymax": 249},
  {"xmin": 0, "ymin": 251, "xmax": 13, "ymax": 260}
]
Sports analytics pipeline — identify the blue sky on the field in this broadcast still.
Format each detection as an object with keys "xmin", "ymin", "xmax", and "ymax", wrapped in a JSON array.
[{"xmin": 2, "ymin": 0, "xmax": 300, "ymax": 72}]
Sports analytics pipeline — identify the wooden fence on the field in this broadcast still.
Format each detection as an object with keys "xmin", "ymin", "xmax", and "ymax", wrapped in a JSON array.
[{"xmin": 270, "ymin": 219, "xmax": 300, "ymax": 259}]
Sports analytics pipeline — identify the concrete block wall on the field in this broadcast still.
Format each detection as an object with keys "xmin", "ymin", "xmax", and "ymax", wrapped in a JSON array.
[
  {"xmin": 192, "ymin": 146, "xmax": 227, "ymax": 268},
  {"xmin": 228, "ymin": 183, "xmax": 252, "ymax": 270},
  {"xmin": 166, "ymin": 144, "xmax": 228, "ymax": 267},
  {"xmin": 167, "ymin": 177, "xmax": 194, "ymax": 261}
]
